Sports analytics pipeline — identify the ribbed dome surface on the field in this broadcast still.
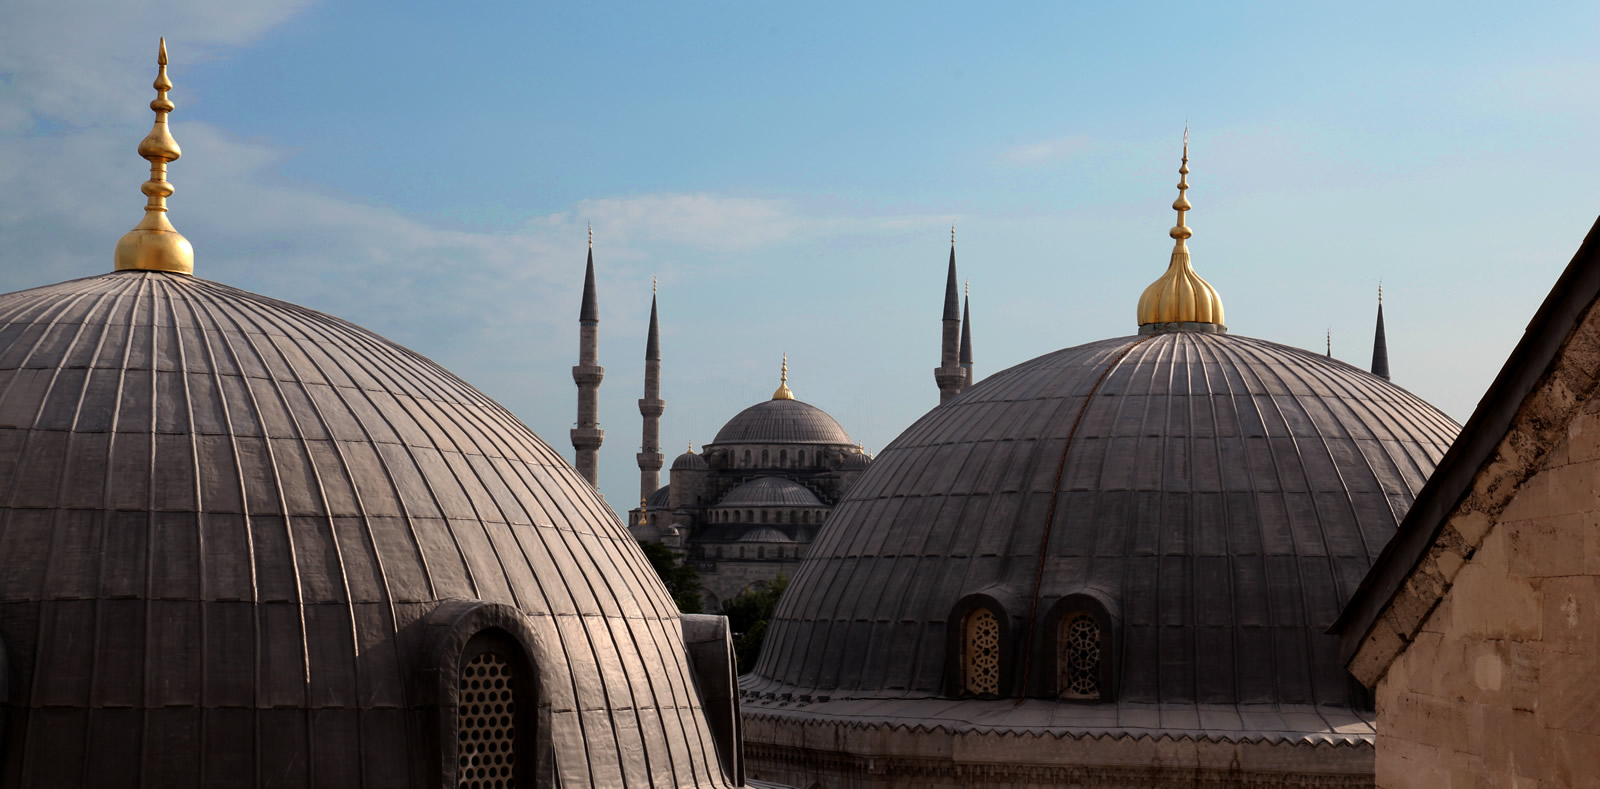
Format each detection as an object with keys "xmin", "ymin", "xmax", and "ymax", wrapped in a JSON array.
[
  {"xmin": 710, "ymin": 399, "xmax": 852, "ymax": 446},
  {"xmin": 717, "ymin": 476, "xmax": 823, "ymax": 508},
  {"xmin": 737, "ymin": 528, "xmax": 795, "ymax": 544},
  {"xmin": 672, "ymin": 450, "xmax": 707, "ymax": 470},
  {"xmin": 749, "ymin": 331, "xmax": 1459, "ymax": 707},
  {"xmin": 0, "ymin": 272, "xmax": 730, "ymax": 788}
]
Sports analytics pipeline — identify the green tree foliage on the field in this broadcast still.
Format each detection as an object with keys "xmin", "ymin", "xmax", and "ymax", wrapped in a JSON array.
[
  {"xmin": 720, "ymin": 575, "xmax": 788, "ymax": 673},
  {"xmin": 635, "ymin": 540, "xmax": 702, "ymax": 614}
]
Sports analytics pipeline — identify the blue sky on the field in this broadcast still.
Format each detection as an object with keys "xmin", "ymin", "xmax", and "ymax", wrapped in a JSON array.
[{"xmin": 3, "ymin": 1, "xmax": 1599, "ymax": 510}]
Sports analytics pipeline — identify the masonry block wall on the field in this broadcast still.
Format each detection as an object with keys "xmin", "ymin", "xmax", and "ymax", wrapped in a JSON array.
[{"xmin": 1375, "ymin": 394, "xmax": 1600, "ymax": 787}]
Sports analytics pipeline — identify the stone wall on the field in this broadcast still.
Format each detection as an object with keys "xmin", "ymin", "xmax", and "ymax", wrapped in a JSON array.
[{"xmin": 1374, "ymin": 395, "xmax": 1600, "ymax": 787}]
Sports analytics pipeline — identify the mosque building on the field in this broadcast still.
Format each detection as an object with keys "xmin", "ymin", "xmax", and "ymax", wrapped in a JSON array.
[
  {"xmin": 738, "ymin": 138, "xmax": 1461, "ymax": 787},
  {"xmin": 581, "ymin": 227, "xmax": 979, "ymax": 611},
  {"xmin": 0, "ymin": 43, "xmax": 743, "ymax": 788}
]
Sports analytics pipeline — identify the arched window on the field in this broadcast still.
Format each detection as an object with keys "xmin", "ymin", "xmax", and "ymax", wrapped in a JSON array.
[
  {"xmin": 962, "ymin": 609, "xmax": 1001, "ymax": 696},
  {"xmin": 780, "ymin": 449, "xmax": 788, "ymax": 466},
  {"xmin": 457, "ymin": 648, "xmax": 519, "ymax": 787},
  {"xmin": 761, "ymin": 449, "xmax": 769, "ymax": 466},
  {"xmin": 757, "ymin": 546, "xmax": 765, "ymax": 559},
  {"xmin": 798, "ymin": 450, "xmax": 807, "ymax": 466},
  {"xmin": 1059, "ymin": 614, "xmax": 1102, "ymax": 700},
  {"xmin": 802, "ymin": 511, "xmax": 810, "ymax": 524},
  {"xmin": 760, "ymin": 510, "xmax": 768, "ymax": 523},
  {"xmin": 742, "ymin": 450, "xmax": 751, "ymax": 467}
]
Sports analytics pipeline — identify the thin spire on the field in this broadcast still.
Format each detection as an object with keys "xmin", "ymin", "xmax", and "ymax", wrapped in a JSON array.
[
  {"xmin": 1372, "ymin": 283, "xmax": 1391, "ymax": 380},
  {"xmin": 114, "ymin": 38, "xmax": 193, "ymax": 275},
  {"xmin": 959, "ymin": 284, "xmax": 973, "ymax": 366},
  {"xmin": 638, "ymin": 498, "xmax": 648, "ymax": 524},
  {"xmin": 644, "ymin": 287, "xmax": 660, "ymax": 361},
  {"xmin": 579, "ymin": 230, "xmax": 598, "ymax": 322},
  {"xmin": 1136, "ymin": 126, "xmax": 1225, "ymax": 328},
  {"xmin": 772, "ymin": 353, "xmax": 795, "ymax": 400},
  {"xmin": 943, "ymin": 230, "xmax": 960, "ymax": 321},
  {"xmin": 1326, "ymin": 328, "xmax": 1332, "ymax": 358}
]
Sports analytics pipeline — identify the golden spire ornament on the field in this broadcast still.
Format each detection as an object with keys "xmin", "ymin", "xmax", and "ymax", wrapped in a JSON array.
[
  {"xmin": 772, "ymin": 353, "xmax": 795, "ymax": 400},
  {"xmin": 114, "ymin": 38, "xmax": 194, "ymax": 275},
  {"xmin": 1136, "ymin": 127, "xmax": 1224, "ymax": 328}
]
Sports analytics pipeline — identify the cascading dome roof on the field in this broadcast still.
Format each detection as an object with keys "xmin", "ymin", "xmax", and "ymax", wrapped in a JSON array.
[{"xmin": 710, "ymin": 398, "xmax": 853, "ymax": 447}]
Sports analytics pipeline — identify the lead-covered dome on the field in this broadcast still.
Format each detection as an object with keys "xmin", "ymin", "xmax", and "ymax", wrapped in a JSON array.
[
  {"xmin": 718, "ymin": 476, "xmax": 824, "ymax": 508},
  {"xmin": 710, "ymin": 398, "xmax": 852, "ymax": 446},
  {"xmin": 749, "ymin": 331, "xmax": 1459, "ymax": 707},
  {"xmin": 0, "ymin": 271, "xmax": 736, "ymax": 787}
]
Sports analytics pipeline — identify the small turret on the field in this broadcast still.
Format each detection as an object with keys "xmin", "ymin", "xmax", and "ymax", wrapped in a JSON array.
[{"xmin": 1372, "ymin": 284, "xmax": 1391, "ymax": 381}]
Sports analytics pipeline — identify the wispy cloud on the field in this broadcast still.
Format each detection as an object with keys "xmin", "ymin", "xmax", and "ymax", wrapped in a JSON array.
[{"xmin": 1001, "ymin": 134, "xmax": 1094, "ymax": 165}]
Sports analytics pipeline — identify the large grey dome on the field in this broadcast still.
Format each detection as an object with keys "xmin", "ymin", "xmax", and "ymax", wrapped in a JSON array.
[
  {"xmin": 748, "ymin": 331, "xmax": 1459, "ymax": 707},
  {"xmin": 709, "ymin": 398, "xmax": 852, "ymax": 446},
  {"xmin": 0, "ymin": 272, "xmax": 735, "ymax": 787}
]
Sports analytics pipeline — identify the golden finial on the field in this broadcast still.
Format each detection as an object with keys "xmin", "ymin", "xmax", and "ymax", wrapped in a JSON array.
[
  {"xmin": 1378, "ymin": 281, "xmax": 1383, "ymax": 305},
  {"xmin": 772, "ymin": 353, "xmax": 795, "ymax": 400},
  {"xmin": 653, "ymin": 275, "xmax": 658, "ymax": 294},
  {"xmin": 1136, "ymin": 126, "xmax": 1224, "ymax": 328},
  {"xmin": 688, "ymin": 441, "xmax": 694, "ymax": 453},
  {"xmin": 114, "ymin": 38, "xmax": 194, "ymax": 275},
  {"xmin": 965, "ymin": 279, "xmax": 969, "ymax": 298},
  {"xmin": 951, "ymin": 223, "xmax": 956, "ymax": 246},
  {"xmin": 588, "ymin": 223, "xmax": 593, "ymax": 248},
  {"xmin": 638, "ymin": 497, "xmax": 648, "ymax": 525}
]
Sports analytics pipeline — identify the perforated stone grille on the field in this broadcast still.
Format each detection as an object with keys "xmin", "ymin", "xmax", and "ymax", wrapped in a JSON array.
[
  {"xmin": 963, "ymin": 609, "xmax": 1000, "ymax": 695},
  {"xmin": 1060, "ymin": 614, "xmax": 1101, "ymax": 699},
  {"xmin": 458, "ymin": 651, "xmax": 516, "ymax": 788}
]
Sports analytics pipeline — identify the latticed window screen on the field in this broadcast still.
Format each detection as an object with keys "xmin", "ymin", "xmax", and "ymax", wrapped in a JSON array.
[
  {"xmin": 963, "ymin": 609, "xmax": 1001, "ymax": 695},
  {"xmin": 458, "ymin": 651, "xmax": 516, "ymax": 788},
  {"xmin": 1059, "ymin": 614, "xmax": 1101, "ymax": 699}
]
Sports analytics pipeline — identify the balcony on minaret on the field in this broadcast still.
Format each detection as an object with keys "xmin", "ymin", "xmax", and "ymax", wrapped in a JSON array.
[
  {"xmin": 638, "ymin": 398, "xmax": 665, "ymax": 418},
  {"xmin": 572, "ymin": 364, "xmax": 605, "ymax": 386},
  {"xmin": 571, "ymin": 426, "xmax": 605, "ymax": 449}
]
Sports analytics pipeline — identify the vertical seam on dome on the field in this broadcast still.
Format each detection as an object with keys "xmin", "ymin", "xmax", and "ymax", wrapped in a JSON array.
[
  {"xmin": 1191, "ymin": 334, "xmax": 1241, "ymax": 703},
  {"xmin": 1017, "ymin": 335, "xmax": 1152, "ymax": 702},
  {"xmin": 10, "ymin": 279, "xmax": 124, "ymax": 784}
]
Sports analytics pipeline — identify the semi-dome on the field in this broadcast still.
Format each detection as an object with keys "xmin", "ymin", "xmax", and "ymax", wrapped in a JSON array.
[
  {"xmin": 750, "ymin": 329, "xmax": 1460, "ymax": 706},
  {"xmin": 717, "ymin": 476, "xmax": 824, "ymax": 508},
  {"xmin": 737, "ymin": 527, "xmax": 796, "ymax": 544},
  {"xmin": 710, "ymin": 399, "xmax": 852, "ymax": 446}
]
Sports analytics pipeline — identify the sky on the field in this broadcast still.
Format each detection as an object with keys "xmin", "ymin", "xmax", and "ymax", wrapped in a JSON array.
[{"xmin": 2, "ymin": 1, "xmax": 1598, "ymax": 511}]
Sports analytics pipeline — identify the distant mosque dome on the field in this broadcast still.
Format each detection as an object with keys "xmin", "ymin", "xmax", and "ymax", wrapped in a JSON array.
[
  {"xmin": 709, "ymin": 356, "xmax": 853, "ymax": 447},
  {"xmin": 718, "ymin": 477, "xmax": 825, "ymax": 508},
  {"xmin": 0, "ymin": 44, "xmax": 740, "ymax": 789},
  {"xmin": 672, "ymin": 446, "xmax": 708, "ymax": 470}
]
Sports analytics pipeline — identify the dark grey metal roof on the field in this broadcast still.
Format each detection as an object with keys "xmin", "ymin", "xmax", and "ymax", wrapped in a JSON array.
[
  {"xmin": 749, "ymin": 330, "xmax": 1459, "ymax": 709},
  {"xmin": 717, "ymin": 477, "xmax": 823, "ymax": 508},
  {"xmin": 709, "ymin": 399, "xmax": 853, "ymax": 446},
  {"xmin": 673, "ymin": 450, "xmax": 707, "ymax": 470},
  {"xmin": 645, "ymin": 293, "xmax": 660, "ymax": 361},
  {"xmin": 1371, "ymin": 303, "xmax": 1389, "ymax": 380},
  {"xmin": 0, "ymin": 271, "xmax": 732, "ymax": 788},
  {"xmin": 1335, "ymin": 216, "xmax": 1600, "ymax": 659},
  {"xmin": 959, "ymin": 295, "xmax": 973, "ymax": 365},
  {"xmin": 647, "ymin": 483, "xmax": 672, "ymax": 508},
  {"xmin": 738, "ymin": 528, "xmax": 795, "ymax": 544},
  {"xmin": 943, "ymin": 246, "xmax": 960, "ymax": 322}
]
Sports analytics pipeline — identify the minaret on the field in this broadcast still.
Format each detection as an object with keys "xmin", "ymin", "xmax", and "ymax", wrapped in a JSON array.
[
  {"xmin": 571, "ymin": 225, "xmax": 605, "ymax": 488},
  {"xmin": 114, "ymin": 38, "xmax": 193, "ymax": 275},
  {"xmin": 935, "ymin": 225, "xmax": 966, "ymax": 404},
  {"xmin": 1137, "ymin": 127, "xmax": 1225, "ymax": 332},
  {"xmin": 959, "ymin": 280, "xmax": 974, "ymax": 388},
  {"xmin": 638, "ymin": 278, "xmax": 665, "ymax": 502},
  {"xmin": 1372, "ymin": 284, "xmax": 1391, "ymax": 380}
]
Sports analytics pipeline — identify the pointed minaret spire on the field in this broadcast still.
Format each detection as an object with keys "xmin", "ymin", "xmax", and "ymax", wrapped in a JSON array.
[
  {"xmin": 773, "ymin": 353, "xmax": 795, "ymax": 400},
  {"xmin": 638, "ymin": 282, "xmax": 665, "ymax": 502},
  {"xmin": 571, "ymin": 228, "xmax": 605, "ymax": 488},
  {"xmin": 1372, "ymin": 283, "xmax": 1391, "ymax": 381},
  {"xmin": 935, "ymin": 225, "xmax": 967, "ymax": 404},
  {"xmin": 1137, "ymin": 127, "xmax": 1225, "ymax": 332},
  {"xmin": 115, "ymin": 38, "xmax": 193, "ymax": 275},
  {"xmin": 1326, "ymin": 328, "xmax": 1332, "ymax": 358},
  {"xmin": 959, "ymin": 280, "xmax": 974, "ymax": 387}
]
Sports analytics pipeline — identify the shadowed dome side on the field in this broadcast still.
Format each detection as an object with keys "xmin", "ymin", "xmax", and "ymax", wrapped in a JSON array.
[
  {"xmin": 748, "ymin": 331, "xmax": 1459, "ymax": 707},
  {"xmin": 718, "ymin": 476, "xmax": 824, "ymax": 508},
  {"xmin": 710, "ymin": 398, "xmax": 853, "ymax": 446},
  {"xmin": 0, "ymin": 271, "xmax": 733, "ymax": 788}
]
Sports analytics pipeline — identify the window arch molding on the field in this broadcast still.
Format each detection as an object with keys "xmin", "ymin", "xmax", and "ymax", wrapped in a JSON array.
[
  {"xmin": 1037, "ymin": 591, "xmax": 1118, "ymax": 702},
  {"xmin": 419, "ymin": 600, "xmax": 547, "ymax": 788},
  {"xmin": 943, "ymin": 592, "xmax": 1014, "ymax": 698}
]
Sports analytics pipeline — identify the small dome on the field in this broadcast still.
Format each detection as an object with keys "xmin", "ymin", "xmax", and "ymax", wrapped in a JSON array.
[
  {"xmin": 711, "ymin": 399, "xmax": 852, "ymax": 446},
  {"xmin": 646, "ymin": 484, "xmax": 672, "ymax": 508},
  {"xmin": 717, "ymin": 477, "xmax": 823, "ymax": 508},
  {"xmin": 672, "ymin": 450, "xmax": 707, "ymax": 471},
  {"xmin": 738, "ymin": 527, "xmax": 795, "ymax": 544},
  {"xmin": 842, "ymin": 450, "xmax": 871, "ymax": 469}
]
